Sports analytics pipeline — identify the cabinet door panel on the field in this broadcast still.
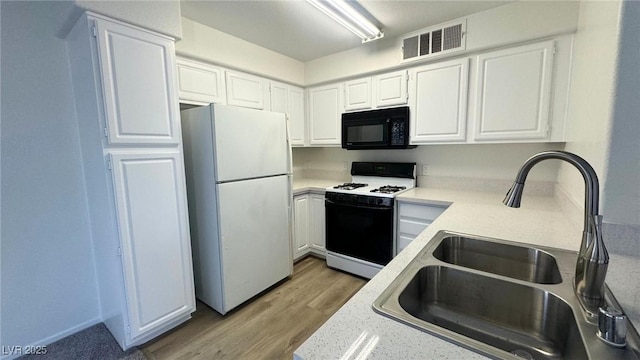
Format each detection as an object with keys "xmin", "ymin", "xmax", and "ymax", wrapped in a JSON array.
[
  {"xmin": 410, "ymin": 58, "xmax": 469, "ymax": 143},
  {"xmin": 96, "ymin": 20, "xmax": 179, "ymax": 145},
  {"xmin": 225, "ymin": 71, "xmax": 265, "ymax": 109},
  {"xmin": 344, "ymin": 78, "xmax": 372, "ymax": 111},
  {"xmin": 474, "ymin": 41, "xmax": 554, "ymax": 140},
  {"xmin": 374, "ymin": 70, "xmax": 408, "ymax": 108},
  {"xmin": 293, "ymin": 195, "xmax": 310, "ymax": 259},
  {"xmin": 309, "ymin": 84, "xmax": 343, "ymax": 145},
  {"xmin": 176, "ymin": 58, "xmax": 226, "ymax": 105},
  {"xmin": 309, "ymin": 194, "xmax": 326, "ymax": 252},
  {"xmin": 270, "ymin": 81, "xmax": 289, "ymax": 114},
  {"xmin": 110, "ymin": 151, "xmax": 194, "ymax": 340},
  {"xmin": 289, "ymin": 86, "xmax": 305, "ymax": 146}
]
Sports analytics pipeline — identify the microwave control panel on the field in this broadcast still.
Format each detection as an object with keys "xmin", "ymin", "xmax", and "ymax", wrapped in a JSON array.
[{"xmin": 390, "ymin": 119, "xmax": 406, "ymax": 146}]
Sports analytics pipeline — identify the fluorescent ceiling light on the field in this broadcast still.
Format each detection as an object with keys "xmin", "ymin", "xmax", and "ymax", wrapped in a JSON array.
[{"xmin": 307, "ymin": 0, "xmax": 384, "ymax": 43}]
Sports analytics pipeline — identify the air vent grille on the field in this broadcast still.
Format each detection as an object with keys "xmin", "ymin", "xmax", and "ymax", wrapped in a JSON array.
[
  {"xmin": 402, "ymin": 20, "xmax": 466, "ymax": 62},
  {"xmin": 431, "ymin": 30, "xmax": 442, "ymax": 53},
  {"xmin": 419, "ymin": 33, "xmax": 430, "ymax": 56},
  {"xmin": 403, "ymin": 36, "xmax": 419, "ymax": 60},
  {"xmin": 443, "ymin": 24, "xmax": 462, "ymax": 50}
]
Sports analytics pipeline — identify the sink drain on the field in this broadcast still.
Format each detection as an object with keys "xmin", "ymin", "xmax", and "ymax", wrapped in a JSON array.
[{"xmin": 511, "ymin": 349, "xmax": 534, "ymax": 360}]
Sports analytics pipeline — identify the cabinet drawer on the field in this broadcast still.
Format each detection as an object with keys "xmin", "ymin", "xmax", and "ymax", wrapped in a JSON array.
[
  {"xmin": 398, "ymin": 202, "xmax": 447, "ymax": 221},
  {"xmin": 398, "ymin": 218, "xmax": 432, "ymax": 237}
]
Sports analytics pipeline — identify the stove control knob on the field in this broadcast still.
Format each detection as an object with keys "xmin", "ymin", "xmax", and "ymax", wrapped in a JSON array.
[{"xmin": 377, "ymin": 198, "xmax": 383, "ymax": 205}]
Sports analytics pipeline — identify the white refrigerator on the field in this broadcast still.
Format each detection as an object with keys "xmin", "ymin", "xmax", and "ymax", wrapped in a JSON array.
[{"xmin": 181, "ymin": 104, "xmax": 293, "ymax": 315}]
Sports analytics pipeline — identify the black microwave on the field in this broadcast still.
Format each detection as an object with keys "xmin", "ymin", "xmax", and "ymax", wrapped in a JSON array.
[{"xmin": 341, "ymin": 106, "xmax": 415, "ymax": 150}]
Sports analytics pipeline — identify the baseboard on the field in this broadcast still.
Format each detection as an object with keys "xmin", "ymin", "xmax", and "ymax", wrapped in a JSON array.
[
  {"xmin": 293, "ymin": 249, "xmax": 326, "ymax": 263},
  {"xmin": 1, "ymin": 317, "xmax": 102, "ymax": 360}
]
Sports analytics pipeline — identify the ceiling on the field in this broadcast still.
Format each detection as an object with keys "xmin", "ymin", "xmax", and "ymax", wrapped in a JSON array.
[{"xmin": 180, "ymin": 1, "xmax": 512, "ymax": 62}]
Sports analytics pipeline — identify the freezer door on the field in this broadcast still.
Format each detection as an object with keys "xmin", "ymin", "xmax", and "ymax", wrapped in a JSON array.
[
  {"xmin": 212, "ymin": 105, "xmax": 289, "ymax": 182},
  {"xmin": 216, "ymin": 175, "xmax": 292, "ymax": 312}
]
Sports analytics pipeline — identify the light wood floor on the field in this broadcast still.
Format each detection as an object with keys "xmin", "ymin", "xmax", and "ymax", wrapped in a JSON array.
[{"xmin": 141, "ymin": 256, "xmax": 367, "ymax": 360}]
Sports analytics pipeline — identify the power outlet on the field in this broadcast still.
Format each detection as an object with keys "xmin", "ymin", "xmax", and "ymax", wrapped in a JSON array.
[
  {"xmin": 305, "ymin": 161, "xmax": 311, "ymax": 169},
  {"xmin": 421, "ymin": 164, "xmax": 429, "ymax": 176},
  {"xmin": 342, "ymin": 161, "xmax": 348, "ymax": 171}
]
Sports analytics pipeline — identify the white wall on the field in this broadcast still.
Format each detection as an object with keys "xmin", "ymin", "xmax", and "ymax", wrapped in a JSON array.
[
  {"xmin": 177, "ymin": 17, "xmax": 305, "ymax": 86},
  {"xmin": 304, "ymin": 1, "xmax": 579, "ymax": 85},
  {"xmin": 293, "ymin": 143, "xmax": 563, "ymax": 183},
  {"xmin": 73, "ymin": 0, "xmax": 182, "ymax": 39},
  {"xmin": 601, "ymin": 1, "xmax": 640, "ymax": 225},
  {"xmin": 1, "ymin": 0, "xmax": 100, "ymax": 352},
  {"xmin": 556, "ymin": 1, "xmax": 621, "ymax": 219}
]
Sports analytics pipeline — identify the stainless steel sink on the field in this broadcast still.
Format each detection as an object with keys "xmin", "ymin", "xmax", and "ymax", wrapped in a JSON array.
[
  {"xmin": 374, "ymin": 231, "xmax": 640, "ymax": 359},
  {"xmin": 432, "ymin": 235, "xmax": 562, "ymax": 284},
  {"xmin": 398, "ymin": 265, "xmax": 586, "ymax": 359}
]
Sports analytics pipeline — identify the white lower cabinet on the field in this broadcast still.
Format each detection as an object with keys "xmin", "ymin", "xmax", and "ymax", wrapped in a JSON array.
[
  {"xmin": 293, "ymin": 192, "xmax": 326, "ymax": 259},
  {"xmin": 396, "ymin": 201, "xmax": 448, "ymax": 254},
  {"xmin": 309, "ymin": 193, "xmax": 326, "ymax": 252},
  {"xmin": 293, "ymin": 195, "xmax": 310, "ymax": 257},
  {"xmin": 109, "ymin": 151, "xmax": 195, "ymax": 340}
]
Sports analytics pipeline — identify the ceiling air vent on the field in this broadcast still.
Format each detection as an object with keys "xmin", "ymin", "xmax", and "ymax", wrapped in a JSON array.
[
  {"xmin": 419, "ymin": 33, "xmax": 430, "ymax": 56},
  {"xmin": 403, "ymin": 36, "xmax": 419, "ymax": 60},
  {"xmin": 402, "ymin": 19, "xmax": 466, "ymax": 63}
]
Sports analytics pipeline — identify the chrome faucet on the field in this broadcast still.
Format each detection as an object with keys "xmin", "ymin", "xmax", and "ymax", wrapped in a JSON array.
[{"xmin": 503, "ymin": 150, "xmax": 609, "ymax": 318}]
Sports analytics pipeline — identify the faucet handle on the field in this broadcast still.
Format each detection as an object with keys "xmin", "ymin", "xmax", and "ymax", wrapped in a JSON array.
[{"xmin": 597, "ymin": 306, "xmax": 627, "ymax": 348}]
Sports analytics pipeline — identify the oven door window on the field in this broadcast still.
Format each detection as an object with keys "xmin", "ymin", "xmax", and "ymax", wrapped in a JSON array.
[{"xmin": 325, "ymin": 199, "xmax": 393, "ymax": 265}]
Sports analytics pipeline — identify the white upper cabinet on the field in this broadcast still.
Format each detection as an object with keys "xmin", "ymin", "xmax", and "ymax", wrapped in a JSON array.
[
  {"xmin": 373, "ymin": 70, "xmax": 408, "ymax": 108},
  {"xmin": 308, "ymin": 83, "xmax": 344, "ymax": 146},
  {"xmin": 270, "ymin": 81, "xmax": 306, "ymax": 146},
  {"xmin": 288, "ymin": 86, "xmax": 306, "ymax": 146},
  {"xmin": 472, "ymin": 40, "xmax": 555, "ymax": 141},
  {"xmin": 270, "ymin": 81, "xmax": 289, "ymax": 114},
  {"xmin": 409, "ymin": 57, "xmax": 469, "ymax": 143},
  {"xmin": 95, "ymin": 19, "xmax": 180, "ymax": 145},
  {"xmin": 109, "ymin": 151, "xmax": 195, "ymax": 342},
  {"xmin": 225, "ymin": 70, "xmax": 266, "ymax": 110},
  {"xmin": 344, "ymin": 77, "xmax": 372, "ymax": 111},
  {"xmin": 344, "ymin": 70, "xmax": 408, "ymax": 112},
  {"xmin": 176, "ymin": 57, "xmax": 226, "ymax": 106}
]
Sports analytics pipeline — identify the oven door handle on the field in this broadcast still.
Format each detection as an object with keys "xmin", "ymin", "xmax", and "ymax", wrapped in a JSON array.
[{"xmin": 325, "ymin": 199, "xmax": 392, "ymax": 211}]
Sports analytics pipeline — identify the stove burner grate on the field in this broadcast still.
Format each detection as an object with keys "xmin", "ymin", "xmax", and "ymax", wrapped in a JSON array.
[
  {"xmin": 370, "ymin": 185, "xmax": 407, "ymax": 194},
  {"xmin": 333, "ymin": 183, "xmax": 368, "ymax": 191}
]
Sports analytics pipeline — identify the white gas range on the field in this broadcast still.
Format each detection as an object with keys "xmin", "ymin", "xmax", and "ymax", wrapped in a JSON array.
[{"xmin": 324, "ymin": 162, "xmax": 417, "ymax": 279}]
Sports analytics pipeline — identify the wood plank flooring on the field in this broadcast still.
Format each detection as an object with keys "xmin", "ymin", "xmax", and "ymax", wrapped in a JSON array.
[{"xmin": 141, "ymin": 256, "xmax": 367, "ymax": 360}]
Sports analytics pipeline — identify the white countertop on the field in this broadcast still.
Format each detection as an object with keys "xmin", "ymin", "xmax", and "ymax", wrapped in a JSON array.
[
  {"xmin": 292, "ymin": 178, "xmax": 340, "ymax": 195},
  {"xmin": 293, "ymin": 185, "xmax": 584, "ymax": 360}
]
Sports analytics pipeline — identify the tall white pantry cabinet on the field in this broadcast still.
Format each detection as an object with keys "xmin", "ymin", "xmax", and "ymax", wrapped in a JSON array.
[{"xmin": 66, "ymin": 13, "xmax": 195, "ymax": 349}]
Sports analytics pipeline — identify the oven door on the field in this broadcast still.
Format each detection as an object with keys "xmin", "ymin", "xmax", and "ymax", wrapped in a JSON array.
[
  {"xmin": 325, "ymin": 198, "xmax": 394, "ymax": 265},
  {"xmin": 342, "ymin": 118, "xmax": 390, "ymax": 149}
]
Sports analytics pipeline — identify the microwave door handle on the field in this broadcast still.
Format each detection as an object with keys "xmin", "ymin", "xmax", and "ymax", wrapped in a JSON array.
[{"xmin": 325, "ymin": 199, "xmax": 391, "ymax": 211}]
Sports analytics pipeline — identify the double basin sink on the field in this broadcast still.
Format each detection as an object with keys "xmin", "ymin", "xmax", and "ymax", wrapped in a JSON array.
[{"xmin": 373, "ymin": 231, "xmax": 640, "ymax": 359}]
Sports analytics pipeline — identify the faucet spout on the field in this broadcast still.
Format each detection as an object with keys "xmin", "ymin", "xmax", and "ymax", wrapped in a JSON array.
[{"xmin": 503, "ymin": 151, "xmax": 609, "ymax": 317}]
